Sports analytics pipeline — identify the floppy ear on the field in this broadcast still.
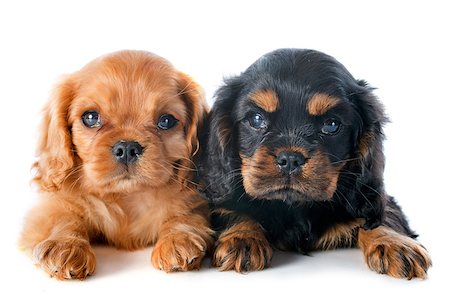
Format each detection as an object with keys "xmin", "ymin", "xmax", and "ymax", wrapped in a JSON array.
[
  {"xmin": 353, "ymin": 79, "xmax": 388, "ymax": 183},
  {"xmin": 33, "ymin": 76, "xmax": 77, "ymax": 191},
  {"xmin": 348, "ymin": 79, "xmax": 389, "ymax": 228},
  {"xmin": 175, "ymin": 71, "xmax": 208, "ymax": 157},
  {"xmin": 199, "ymin": 76, "xmax": 244, "ymax": 203},
  {"xmin": 175, "ymin": 71, "xmax": 209, "ymax": 185}
]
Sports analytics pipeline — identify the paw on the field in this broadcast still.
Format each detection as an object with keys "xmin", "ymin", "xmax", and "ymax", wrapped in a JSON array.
[
  {"xmin": 363, "ymin": 234, "xmax": 432, "ymax": 279},
  {"xmin": 33, "ymin": 238, "xmax": 96, "ymax": 280},
  {"xmin": 151, "ymin": 233, "xmax": 208, "ymax": 272},
  {"xmin": 212, "ymin": 231, "xmax": 273, "ymax": 273}
]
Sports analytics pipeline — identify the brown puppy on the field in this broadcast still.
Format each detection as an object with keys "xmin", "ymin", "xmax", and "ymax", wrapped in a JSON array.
[{"xmin": 19, "ymin": 50, "xmax": 213, "ymax": 280}]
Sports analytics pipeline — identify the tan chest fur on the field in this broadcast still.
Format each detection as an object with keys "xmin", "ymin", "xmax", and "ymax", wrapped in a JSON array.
[{"xmin": 83, "ymin": 185, "xmax": 187, "ymax": 250}]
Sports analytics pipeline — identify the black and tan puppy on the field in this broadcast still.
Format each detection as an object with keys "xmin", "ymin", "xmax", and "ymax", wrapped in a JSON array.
[{"xmin": 199, "ymin": 48, "xmax": 431, "ymax": 279}]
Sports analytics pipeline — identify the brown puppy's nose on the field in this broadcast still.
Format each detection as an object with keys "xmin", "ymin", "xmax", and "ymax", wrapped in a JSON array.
[
  {"xmin": 276, "ymin": 151, "xmax": 305, "ymax": 174},
  {"xmin": 112, "ymin": 141, "xmax": 143, "ymax": 165}
]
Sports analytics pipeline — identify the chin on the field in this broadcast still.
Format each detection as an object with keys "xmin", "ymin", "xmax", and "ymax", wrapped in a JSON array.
[{"xmin": 253, "ymin": 189, "xmax": 315, "ymax": 204}]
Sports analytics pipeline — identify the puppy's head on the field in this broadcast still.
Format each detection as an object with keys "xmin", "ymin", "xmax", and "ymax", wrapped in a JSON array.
[
  {"xmin": 202, "ymin": 49, "xmax": 386, "ymax": 203},
  {"xmin": 34, "ymin": 50, "xmax": 207, "ymax": 194}
]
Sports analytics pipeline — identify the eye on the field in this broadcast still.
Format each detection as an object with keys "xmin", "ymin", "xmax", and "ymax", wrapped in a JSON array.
[
  {"xmin": 157, "ymin": 114, "xmax": 178, "ymax": 130},
  {"xmin": 82, "ymin": 110, "xmax": 101, "ymax": 128},
  {"xmin": 321, "ymin": 118, "xmax": 341, "ymax": 135},
  {"xmin": 248, "ymin": 113, "xmax": 267, "ymax": 130}
]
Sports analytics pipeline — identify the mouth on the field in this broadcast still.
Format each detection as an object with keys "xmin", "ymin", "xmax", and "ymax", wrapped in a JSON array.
[
  {"xmin": 102, "ymin": 174, "xmax": 143, "ymax": 192},
  {"xmin": 87, "ymin": 164, "xmax": 151, "ymax": 193},
  {"xmin": 244, "ymin": 170, "xmax": 337, "ymax": 202},
  {"xmin": 103, "ymin": 166, "xmax": 171, "ymax": 192}
]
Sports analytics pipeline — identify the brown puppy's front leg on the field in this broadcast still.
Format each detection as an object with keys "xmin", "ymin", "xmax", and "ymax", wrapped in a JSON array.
[
  {"xmin": 151, "ymin": 200, "xmax": 213, "ymax": 272},
  {"xmin": 19, "ymin": 199, "xmax": 95, "ymax": 280}
]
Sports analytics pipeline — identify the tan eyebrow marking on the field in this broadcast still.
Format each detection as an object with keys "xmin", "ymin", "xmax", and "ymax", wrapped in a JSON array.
[
  {"xmin": 307, "ymin": 93, "xmax": 340, "ymax": 116},
  {"xmin": 249, "ymin": 89, "xmax": 279, "ymax": 113}
]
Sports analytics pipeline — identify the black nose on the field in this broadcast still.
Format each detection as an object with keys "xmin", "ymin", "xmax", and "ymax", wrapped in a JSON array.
[
  {"xmin": 276, "ymin": 151, "xmax": 306, "ymax": 174},
  {"xmin": 112, "ymin": 141, "xmax": 143, "ymax": 165}
]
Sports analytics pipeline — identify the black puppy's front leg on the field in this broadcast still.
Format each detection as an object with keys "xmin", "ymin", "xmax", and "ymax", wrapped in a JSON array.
[
  {"xmin": 357, "ymin": 184, "xmax": 386, "ymax": 230},
  {"xmin": 342, "ymin": 179, "xmax": 385, "ymax": 230},
  {"xmin": 210, "ymin": 207, "xmax": 273, "ymax": 272}
]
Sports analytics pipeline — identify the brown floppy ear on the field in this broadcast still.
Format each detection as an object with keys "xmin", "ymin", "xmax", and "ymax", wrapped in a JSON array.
[
  {"xmin": 174, "ymin": 71, "xmax": 209, "ymax": 183},
  {"xmin": 33, "ymin": 76, "xmax": 77, "ymax": 191}
]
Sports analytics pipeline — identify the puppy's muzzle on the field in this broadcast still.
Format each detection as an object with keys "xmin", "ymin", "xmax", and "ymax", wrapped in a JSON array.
[
  {"xmin": 276, "ymin": 151, "xmax": 305, "ymax": 175},
  {"xmin": 112, "ymin": 141, "xmax": 143, "ymax": 165}
]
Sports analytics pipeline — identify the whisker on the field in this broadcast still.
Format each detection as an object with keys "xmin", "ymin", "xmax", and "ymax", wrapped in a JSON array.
[
  {"xmin": 60, "ymin": 165, "xmax": 84, "ymax": 191},
  {"xmin": 154, "ymin": 161, "xmax": 201, "ymax": 190},
  {"xmin": 330, "ymin": 157, "xmax": 360, "ymax": 165},
  {"xmin": 356, "ymin": 180, "xmax": 383, "ymax": 198},
  {"xmin": 201, "ymin": 168, "xmax": 243, "ymax": 191},
  {"xmin": 356, "ymin": 187, "xmax": 376, "ymax": 211},
  {"xmin": 335, "ymin": 188, "xmax": 356, "ymax": 214},
  {"xmin": 161, "ymin": 160, "xmax": 197, "ymax": 172}
]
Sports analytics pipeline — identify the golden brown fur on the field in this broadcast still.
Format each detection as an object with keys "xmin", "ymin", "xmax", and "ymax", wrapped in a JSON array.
[
  {"xmin": 249, "ymin": 89, "xmax": 279, "ymax": 113},
  {"xmin": 316, "ymin": 222, "xmax": 432, "ymax": 279},
  {"xmin": 307, "ymin": 93, "xmax": 340, "ymax": 116},
  {"xmin": 358, "ymin": 226, "xmax": 432, "ymax": 280},
  {"xmin": 315, "ymin": 219, "xmax": 364, "ymax": 250},
  {"xmin": 212, "ymin": 219, "xmax": 272, "ymax": 272},
  {"xmin": 241, "ymin": 147, "xmax": 343, "ymax": 201},
  {"xmin": 19, "ymin": 50, "xmax": 213, "ymax": 279}
]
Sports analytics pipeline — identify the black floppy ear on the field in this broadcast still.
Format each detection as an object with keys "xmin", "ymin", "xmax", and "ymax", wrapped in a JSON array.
[
  {"xmin": 347, "ymin": 79, "xmax": 389, "ymax": 229},
  {"xmin": 199, "ymin": 76, "xmax": 244, "ymax": 204},
  {"xmin": 353, "ymin": 79, "xmax": 388, "ymax": 182}
]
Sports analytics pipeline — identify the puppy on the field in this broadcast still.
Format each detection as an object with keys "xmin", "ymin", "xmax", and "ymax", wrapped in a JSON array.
[
  {"xmin": 19, "ymin": 50, "xmax": 213, "ymax": 279},
  {"xmin": 199, "ymin": 48, "xmax": 432, "ymax": 279}
]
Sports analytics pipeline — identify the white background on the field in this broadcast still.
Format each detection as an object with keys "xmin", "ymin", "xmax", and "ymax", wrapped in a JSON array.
[{"xmin": 0, "ymin": 0, "xmax": 448, "ymax": 302}]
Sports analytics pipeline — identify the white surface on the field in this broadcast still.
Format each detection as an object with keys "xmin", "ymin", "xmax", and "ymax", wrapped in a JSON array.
[{"xmin": 0, "ymin": 1, "xmax": 447, "ymax": 302}]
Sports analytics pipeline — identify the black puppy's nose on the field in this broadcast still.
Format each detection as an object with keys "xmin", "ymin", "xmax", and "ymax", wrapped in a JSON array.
[
  {"xmin": 112, "ymin": 141, "xmax": 143, "ymax": 165},
  {"xmin": 276, "ymin": 151, "xmax": 305, "ymax": 174}
]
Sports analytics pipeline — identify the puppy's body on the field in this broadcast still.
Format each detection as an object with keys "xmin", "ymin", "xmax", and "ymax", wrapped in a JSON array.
[
  {"xmin": 22, "ymin": 187, "xmax": 208, "ymax": 251},
  {"xmin": 20, "ymin": 51, "xmax": 213, "ymax": 279},
  {"xmin": 200, "ymin": 49, "xmax": 431, "ymax": 279},
  {"xmin": 212, "ymin": 192, "xmax": 411, "ymax": 252}
]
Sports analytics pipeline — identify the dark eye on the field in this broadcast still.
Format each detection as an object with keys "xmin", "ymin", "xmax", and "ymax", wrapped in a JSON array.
[
  {"xmin": 157, "ymin": 114, "xmax": 178, "ymax": 130},
  {"xmin": 82, "ymin": 110, "xmax": 101, "ymax": 128},
  {"xmin": 248, "ymin": 113, "xmax": 267, "ymax": 130},
  {"xmin": 321, "ymin": 118, "xmax": 341, "ymax": 135}
]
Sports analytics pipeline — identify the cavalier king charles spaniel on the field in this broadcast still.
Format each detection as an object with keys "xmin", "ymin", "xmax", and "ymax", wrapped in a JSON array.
[
  {"xmin": 20, "ymin": 50, "xmax": 213, "ymax": 279},
  {"xmin": 199, "ymin": 48, "xmax": 431, "ymax": 279}
]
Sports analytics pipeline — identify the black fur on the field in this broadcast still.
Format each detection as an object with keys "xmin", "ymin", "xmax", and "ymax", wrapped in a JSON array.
[{"xmin": 199, "ymin": 49, "xmax": 417, "ymax": 264}]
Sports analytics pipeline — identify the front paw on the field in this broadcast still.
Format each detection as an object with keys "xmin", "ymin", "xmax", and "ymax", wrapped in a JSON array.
[
  {"xmin": 151, "ymin": 233, "xmax": 208, "ymax": 272},
  {"xmin": 362, "ymin": 230, "xmax": 432, "ymax": 279},
  {"xmin": 212, "ymin": 230, "xmax": 273, "ymax": 273},
  {"xmin": 33, "ymin": 238, "xmax": 96, "ymax": 280}
]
